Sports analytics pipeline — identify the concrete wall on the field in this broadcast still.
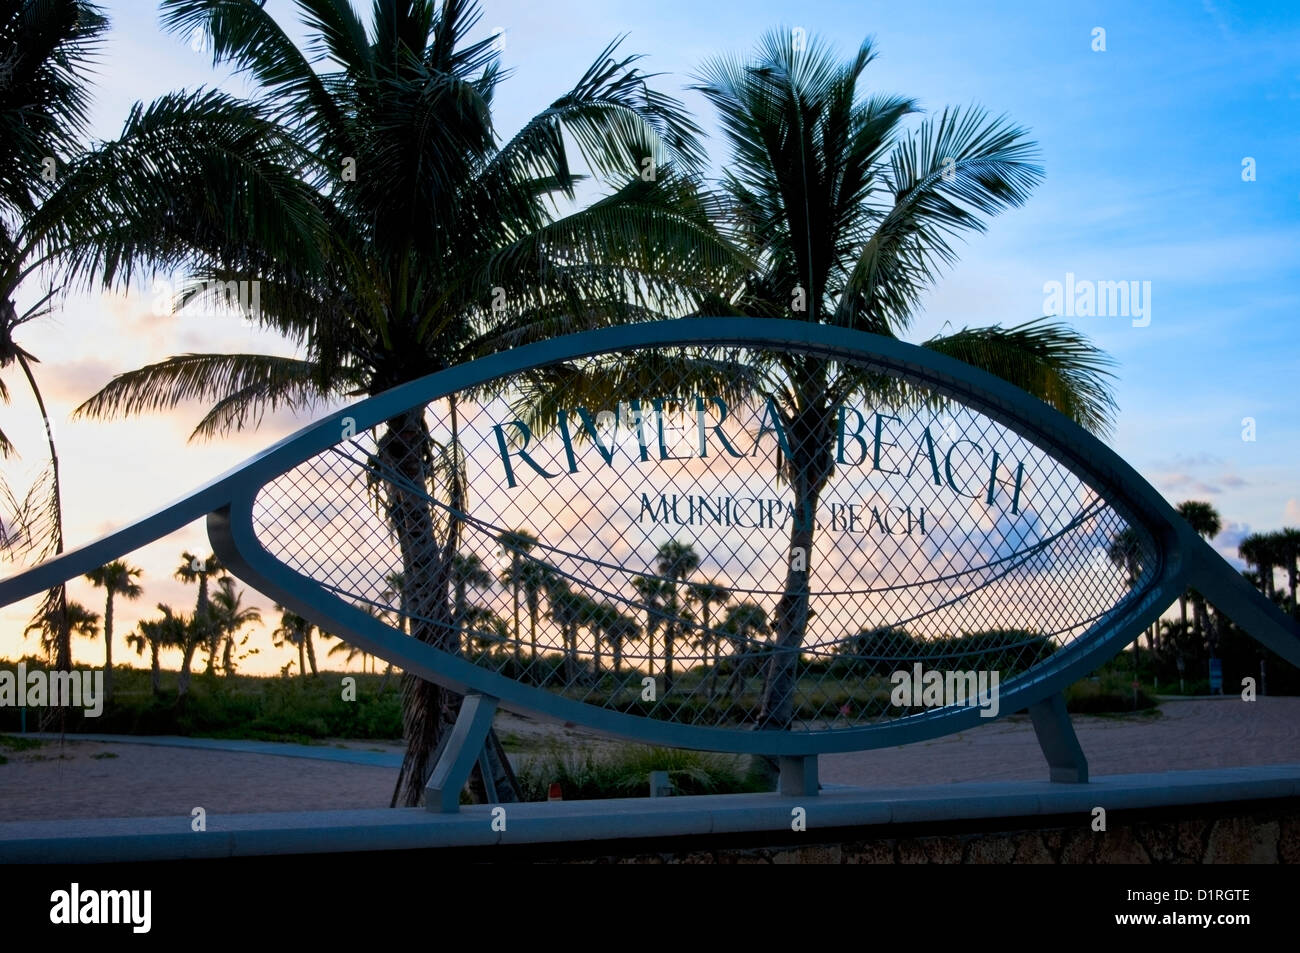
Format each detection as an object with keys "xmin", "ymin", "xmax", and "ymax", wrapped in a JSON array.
[{"xmin": 535, "ymin": 798, "xmax": 1300, "ymax": 863}]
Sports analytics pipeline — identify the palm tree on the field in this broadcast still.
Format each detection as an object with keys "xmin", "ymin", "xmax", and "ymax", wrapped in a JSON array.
[
  {"xmin": 519, "ymin": 559, "xmax": 557, "ymax": 665},
  {"xmin": 83, "ymin": 560, "xmax": 143, "ymax": 699},
  {"xmin": 210, "ymin": 576, "xmax": 262, "ymax": 676},
  {"xmin": 0, "ymin": 0, "xmax": 109, "ymax": 677},
  {"xmin": 1239, "ymin": 533, "xmax": 1278, "ymax": 600},
  {"xmin": 174, "ymin": 552, "xmax": 222, "ymax": 675},
  {"xmin": 127, "ymin": 603, "xmax": 188, "ymax": 696},
  {"xmin": 451, "ymin": 551, "xmax": 493, "ymax": 653},
  {"xmin": 1177, "ymin": 501, "xmax": 1222, "ymax": 657},
  {"xmin": 1106, "ymin": 526, "xmax": 1145, "ymax": 664},
  {"xmin": 496, "ymin": 529, "xmax": 538, "ymax": 657},
  {"xmin": 654, "ymin": 540, "xmax": 700, "ymax": 692},
  {"xmin": 1106, "ymin": 527, "xmax": 1143, "ymax": 588},
  {"xmin": 693, "ymin": 31, "xmax": 1115, "ymax": 734},
  {"xmin": 631, "ymin": 575, "xmax": 672, "ymax": 678},
  {"xmin": 593, "ymin": 604, "xmax": 639, "ymax": 675},
  {"xmin": 24, "ymin": 598, "xmax": 98, "ymax": 660},
  {"xmin": 272, "ymin": 605, "xmax": 313, "ymax": 681},
  {"xmin": 68, "ymin": 0, "xmax": 731, "ymax": 808},
  {"xmin": 461, "ymin": 605, "xmax": 509, "ymax": 658},
  {"xmin": 688, "ymin": 580, "xmax": 731, "ymax": 670},
  {"xmin": 544, "ymin": 577, "xmax": 586, "ymax": 684},
  {"xmin": 330, "ymin": 602, "xmax": 386, "ymax": 672},
  {"xmin": 718, "ymin": 602, "xmax": 772, "ymax": 702},
  {"xmin": 529, "ymin": 31, "xmax": 1116, "ymax": 743},
  {"xmin": 1277, "ymin": 528, "xmax": 1300, "ymax": 618}
]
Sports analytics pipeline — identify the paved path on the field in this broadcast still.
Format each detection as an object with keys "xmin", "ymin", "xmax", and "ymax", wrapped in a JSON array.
[{"xmin": 1, "ymin": 698, "xmax": 1296, "ymax": 821}]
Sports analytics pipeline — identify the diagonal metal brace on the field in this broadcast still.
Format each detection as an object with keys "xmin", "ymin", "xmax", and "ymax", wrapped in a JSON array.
[
  {"xmin": 1029, "ymin": 692, "xmax": 1089, "ymax": 783},
  {"xmin": 425, "ymin": 693, "xmax": 499, "ymax": 812}
]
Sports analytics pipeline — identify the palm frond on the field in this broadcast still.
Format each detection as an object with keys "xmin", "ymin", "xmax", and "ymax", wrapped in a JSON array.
[
  {"xmin": 72, "ymin": 353, "xmax": 333, "ymax": 440},
  {"xmin": 921, "ymin": 318, "xmax": 1118, "ymax": 436}
]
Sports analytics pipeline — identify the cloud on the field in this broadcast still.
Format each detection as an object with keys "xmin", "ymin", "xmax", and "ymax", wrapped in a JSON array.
[{"xmin": 34, "ymin": 357, "xmax": 120, "ymax": 404}]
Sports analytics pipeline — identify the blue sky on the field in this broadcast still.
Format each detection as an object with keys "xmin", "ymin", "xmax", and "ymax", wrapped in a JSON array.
[{"xmin": 2, "ymin": 0, "xmax": 1296, "ymax": 669}]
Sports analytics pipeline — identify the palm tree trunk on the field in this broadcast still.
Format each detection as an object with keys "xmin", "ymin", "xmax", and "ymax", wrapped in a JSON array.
[
  {"xmin": 298, "ymin": 640, "xmax": 306, "ymax": 680},
  {"xmin": 305, "ymin": 631, "xmax": 317, "ymax": 675},
  {"xmin": 222, "ymin": 635, "xmax": 233, "ymax": 675},
  {"xmin": 178, "ymin": 640, "xmax": 197, "ymax": 697},
  {"xmin": 383, "ymin": 403, "xmax": 516, "ymax": 807},
  {"xmin": 17, "ymin": 352, "xmax": 69, "ymax": 672},
  {"xmin": 511, "ymin": 572, "xmax": 521, "ymax": 660},
  {"xmin": 528, "ymin": 598, "xmax": 539, "ymax": 663},
  {"xmin": 103, "ymin": 590, "xmax": 115, "ymax": 700},
  {"xmin": 150, "ymin": 642, "xmax": 161, "ymax": 695},
  {"xmin": 759, "ymin": 397, "xmax": 834, "ymax": 734},
  {"xmin": 199, "ymin": 574, "xmax": 217, "ymax": 676},
  {"xmin": 664, "ymin": 621, "xmax": 675, "ymax": 693}
]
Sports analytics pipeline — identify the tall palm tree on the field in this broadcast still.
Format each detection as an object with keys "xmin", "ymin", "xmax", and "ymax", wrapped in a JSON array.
[
  {"xmin": 1107, "ymin": 526, "xmax": 1145, "ymax": 664},
  {"xmin": 689, "ymin": 31, "xmax": 1115, "ymax": 734},
  {"xmin": 525, "ymin": 31, "xmax": 1116, "ymax": 745},
  {"xmin": 24, "ymin": 598, "xmax": 98, "ymax": 660},
  {"xmin": 518, "ymin": 558, "xmax": 557, "ymax": 665},
  {"xmin": 631, "ymin": 575, "xmax": 672, "ymax": 677},
  {"xmin": 496, "ymin": 529, "xmax": 537, "ymax": 657},
  {"xmin": 210, "ymin": 575, "xmax": 261, "ymax": 676},
  {"xmin": 1177, "ymin": 501, "xmax": 1222, "ymax": 656},
  {"xmin": 0, "ymin": 0, "xmax": 109, "ymax": 677},
  {"xmin": 127, "ymin": 603, "xmax": 188, "ymax": 696},
  {"xmin": 544, "ymin": 577, "xmax": 587, "ymax": 684},
  {"xmin": 272, "ymin": 605, "xmax": 313, "ymax": 681},
  {"xmin": 1239, "ymin": 533, "xmax": 1278, "ymax": 600},
  {"xmin": 83, "ymin": 559, "xmax": 143, "ymax": 699},
  {"xmin": 1277, "ymin": 528, "xmax": 1300, "ymax": 618},
  {"xmin": 654, "ymin": 540, "xmax": 700, "ymax": 692},
  {"xmin": 450, "ymin": 551, "xmax": 492, "ymax": 653},
  {"xmin": 718, "ymin": 602, "xmax": 771, "ymax": 701},
  {"xmin": 688, "ymin": 579, "xmax": 730, "ymax": 670},
  {"xmin": 66, "ymin": 0, "xmax": 731, "ymax": 808},
  {"xmin": 593, "ymin": 603, "xmax": 639, "ymax": 675},
  {"xmin": 174, "ymin": 551, "xmax": 222, "ymax": 674},
  {"xmin": 461, "ymin": 605, "xmax": 509, "ymax": 657}
]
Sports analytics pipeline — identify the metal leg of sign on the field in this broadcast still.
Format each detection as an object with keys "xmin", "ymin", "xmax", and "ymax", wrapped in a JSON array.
[
  {"xmin": 778, "ymin": 754, "xmax": 820, "ymax": 797},
  {"xmin": 425, "ymin": 692, "xmax": 499, "ymax": 813},
  {"xmin": 1029, "ymin": 693, "xmax": 1089, "ymax": 783}
]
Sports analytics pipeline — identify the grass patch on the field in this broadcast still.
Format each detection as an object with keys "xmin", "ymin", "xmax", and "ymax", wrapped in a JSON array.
[
  {"xmin": 0, "ymin": 660, "xmax": 404, "ymax": 741},
  {"xmin": 0, "ymin": 734, "xmax": 43, "ymax": 752},
  {"xmin": 516, "ymin": 744, "xmax": 767, "ymax": 801},
  {"xmin": 90, "ymin": 752, "xmax": 119, "ymax": 759}
]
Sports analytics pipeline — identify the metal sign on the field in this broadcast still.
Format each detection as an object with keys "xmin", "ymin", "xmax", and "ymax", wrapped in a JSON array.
[{"xmin": 2, "ymin": 320, "xmax": 1296, "ymax": 805}]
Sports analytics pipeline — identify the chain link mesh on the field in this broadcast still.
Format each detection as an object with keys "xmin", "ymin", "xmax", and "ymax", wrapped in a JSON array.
[{"xmin": 252, "ymin": 343, "xmax": 1157, "ymax": 733}]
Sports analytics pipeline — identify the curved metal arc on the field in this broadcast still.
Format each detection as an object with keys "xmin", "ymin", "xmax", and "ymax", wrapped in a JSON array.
[{"xmin": 4, "ymin": 317, "xmax": 1295, "ymax": 739}]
